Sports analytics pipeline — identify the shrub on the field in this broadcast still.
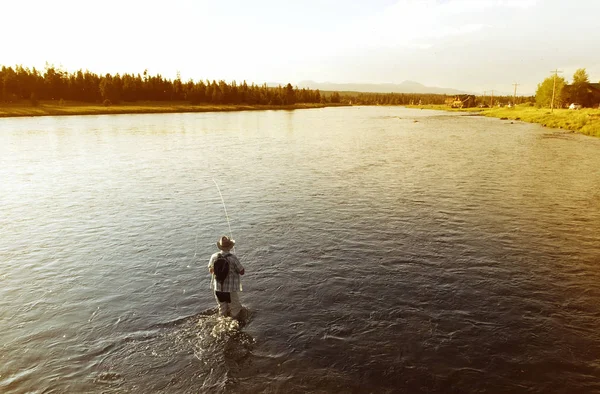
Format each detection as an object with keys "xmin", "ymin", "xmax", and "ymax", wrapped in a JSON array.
[
  {"xmin": 58, "ymin": 98, "xmax": 65, "ymax": 106},
  {"xmin": 103, "ymin": 99, "xmax": 112, "ymax": 107}
]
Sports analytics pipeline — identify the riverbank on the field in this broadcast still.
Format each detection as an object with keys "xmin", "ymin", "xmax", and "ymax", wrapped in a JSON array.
[
  {"xmin": 409, "ymin": 104, "xmax": 600, "ymax": 137},
  {"xmin": 0, "ymin": 101, "xmax": 340, "ymax": 118}
]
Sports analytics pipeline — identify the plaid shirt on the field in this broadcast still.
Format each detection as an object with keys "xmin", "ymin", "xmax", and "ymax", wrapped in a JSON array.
[{"xmin": 208, "ymin": 252, "xmax": 244, "ymax": 292}]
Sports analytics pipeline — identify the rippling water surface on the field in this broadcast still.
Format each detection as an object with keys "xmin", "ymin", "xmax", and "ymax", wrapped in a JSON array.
[{"xmin": 1, "ymin": 107, "xmax": 599, "ymax": 393}]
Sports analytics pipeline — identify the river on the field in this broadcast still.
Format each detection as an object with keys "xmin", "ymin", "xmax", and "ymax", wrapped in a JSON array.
[{"xmin": 1, "ymin": 107, "xmax": 599, "ymax": 393}]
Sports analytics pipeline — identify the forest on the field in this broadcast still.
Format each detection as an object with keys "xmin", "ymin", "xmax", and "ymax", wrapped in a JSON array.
[
  {"xmin": 0, "ymin": 64, "xmax": 323, "ymax": 106},
  {"xmin": 1, "ymin": 64, "xmax": 538, "ymax": 108}
]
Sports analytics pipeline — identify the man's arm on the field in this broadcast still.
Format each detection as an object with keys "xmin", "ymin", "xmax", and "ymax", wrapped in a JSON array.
[
  {"xmin": 208, "ymin": 254, "xmax": 215, "ymax": 274},
  {"xmin": 233, "ymin": 257, "xmax": 245, "ymax": 275}
]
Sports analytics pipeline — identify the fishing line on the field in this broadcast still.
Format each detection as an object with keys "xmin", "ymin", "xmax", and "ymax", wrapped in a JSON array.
[
  {"xmin": 212, "ymin": 177, "xmax": 235, "ymax": 253},
  {"xmin": 191, "ymin": 176, "xmax": 234, "ymax": 262}
]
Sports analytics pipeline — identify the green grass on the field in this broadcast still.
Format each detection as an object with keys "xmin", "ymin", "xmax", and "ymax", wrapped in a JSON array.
[
  {"xmin": 0, "ymin": 101, "xmax": 338, "ymax": 118},
  {"xmin": 408, "ymin": 104, "xmax": 600, "ymax": 137},
  {"xmin": 481, "ymin": 107, "xmax": 600, "ymax": 137}
]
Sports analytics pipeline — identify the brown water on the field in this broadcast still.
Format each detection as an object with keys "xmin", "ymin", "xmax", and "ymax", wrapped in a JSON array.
[{"xmin": 1, "ymin": 107, "xmax": 599, "ymax": 393}]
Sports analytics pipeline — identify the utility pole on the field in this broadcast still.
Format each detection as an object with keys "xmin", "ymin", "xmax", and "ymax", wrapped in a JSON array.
[
  {"xmin": 512, "ymin": 82, "xmax": 519, "ymax": 105},
  {"xmin": 550, "ymin": 69, "xmax": 563, "ymax": 112},
  {"xmin": 483, "ymin": 91, "xmax": 486, "ymax": 106}
]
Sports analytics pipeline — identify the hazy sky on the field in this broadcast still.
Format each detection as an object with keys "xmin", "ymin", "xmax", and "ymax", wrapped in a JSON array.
[{"xmin": 2, "ymin": 0, "xmax": 599, "ymax": 95}]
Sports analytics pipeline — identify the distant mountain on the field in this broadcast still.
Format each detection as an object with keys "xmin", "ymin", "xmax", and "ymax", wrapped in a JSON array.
[{"xmin": 294, "ymin": 80, "xmax": 470, "ymax": 95}]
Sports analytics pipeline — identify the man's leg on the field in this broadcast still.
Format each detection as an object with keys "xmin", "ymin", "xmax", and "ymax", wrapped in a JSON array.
[
  {"xmin": 229, "ymin": 292, "xmax": 242, "ymax": 318},
  {"xmin": 214, "ymin": 292, "xmax": 231, "ymax": 316}
]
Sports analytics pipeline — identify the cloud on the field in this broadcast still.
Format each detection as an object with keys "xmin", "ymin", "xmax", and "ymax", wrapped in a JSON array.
[
  {"xmin": 371, "ymin": 2, "xmax": 464, "ymax": 46},
  {"xmin": 333, "ymin": 0, "xmax": 535, "ymax": 51},
  {"xmin": 437, "ymin": 0, "xmax": 539, "ymax": 12}
]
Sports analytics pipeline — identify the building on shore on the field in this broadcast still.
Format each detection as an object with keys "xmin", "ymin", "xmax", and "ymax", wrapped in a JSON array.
[
  {"xmin": 446, "ymin": 94, "xmax": 476, "ymax": 108},
  {"xmin": 563, "ymin": 82, "xmax": 600, "ymax": 108}
]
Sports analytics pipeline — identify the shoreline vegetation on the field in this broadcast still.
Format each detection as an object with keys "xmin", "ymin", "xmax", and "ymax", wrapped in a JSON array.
[
  {"xmin": 409, "ymin": 104, "xmax": 600, "ymax": 138},
  {"xmin": 0, "ymin": 101, "xmax": 341, "ymax": 118},
  {"xmin": 2, "ymin": 101, "xmax": 599, "ymax": 138},
  {"xmin": 1, "ymin": 64, "xmax": 598, "ymax": 137}
]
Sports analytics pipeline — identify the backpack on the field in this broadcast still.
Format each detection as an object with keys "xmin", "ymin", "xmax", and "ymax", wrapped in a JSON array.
[{"xmin": 213, "ymin": 253, "xmax": 230, "ymax": 289}]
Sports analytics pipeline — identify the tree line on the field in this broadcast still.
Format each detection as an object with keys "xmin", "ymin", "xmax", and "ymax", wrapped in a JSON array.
[
  {"xmin": 0, "ymin": 64, "xmax": 459, "ymax": 107},
  {"xmin": 0, "ymin": 64, "xmax": 324, "ymax": 106},
  {"xmin": 1, "ymin": 63, "xmax": 541, "ymax": 108},
  {"xmin": 341, "ymin": 92, "xmax": 534, "ymax": 107},
  {"xmin": 334, "ymin": 91, "xmax": 448, "ymax": 105},
  {"xmin": 536, "ymin": 68, "xmax": 600, "ymax": 108}
]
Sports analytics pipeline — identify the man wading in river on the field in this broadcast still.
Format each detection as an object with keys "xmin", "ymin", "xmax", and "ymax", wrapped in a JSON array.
[{"xmin": 208, "ymin": 236, "xmax": 245, "ymax": 319}]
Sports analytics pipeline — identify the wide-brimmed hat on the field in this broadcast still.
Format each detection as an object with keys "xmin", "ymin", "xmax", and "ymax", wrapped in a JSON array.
[{"xmin": 217, "ymin": 236, "xmax": 235, "ymax": 250}]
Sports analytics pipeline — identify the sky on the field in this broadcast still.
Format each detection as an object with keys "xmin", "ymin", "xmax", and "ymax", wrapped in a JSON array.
[{"xmin": 2, "ymin": 0, "xmax": 599, "ymax": 95}]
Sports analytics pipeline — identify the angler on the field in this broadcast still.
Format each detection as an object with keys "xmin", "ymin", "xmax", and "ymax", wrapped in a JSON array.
[{"xmin": 208, "ymin": 236, "xmax": 245, "ymax": 319}]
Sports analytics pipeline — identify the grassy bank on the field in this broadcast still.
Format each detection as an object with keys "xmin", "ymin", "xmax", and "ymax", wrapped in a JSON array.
[
  {"xmin": 409, "ymin": 104, "xmax": 600, "ymax": 137},
  {"xmin": 479, "ymin": 107, "xmax": 600, "ymax": 137},
  {"xmin": 0, "ymin": 101, "xmax": 339, "ymax": 118}
]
